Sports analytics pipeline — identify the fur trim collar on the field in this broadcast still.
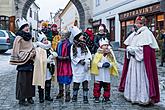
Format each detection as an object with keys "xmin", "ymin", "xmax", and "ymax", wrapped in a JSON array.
[{"xmin": 35, "ymin": 41, "xmax": 51, "ymax": 50}]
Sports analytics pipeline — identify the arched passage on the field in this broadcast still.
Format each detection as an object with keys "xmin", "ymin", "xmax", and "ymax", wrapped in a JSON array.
[
  {"xmin": 70, "ymin": 0, "xmax": 85, "ymax": 30},
  {"xmin": 15, "ymin": 0, "xmax": 91, "ymax": 30}
]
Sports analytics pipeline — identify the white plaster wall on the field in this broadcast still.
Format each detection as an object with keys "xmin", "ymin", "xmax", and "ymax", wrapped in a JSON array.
[
  {"xmin": 0, "ymin": 0, "xmax": 16, "ymax": 16},
  {"xmin": 61, "ymin": 3, "xmax": 80, "ymax": 31},
  {"xmin": 54, "ymin": 12, "xmax": 61, "ymax": 30},
  {"xmin": 27, "ymin": 3, "xmax": 39, "ymax": 37}
]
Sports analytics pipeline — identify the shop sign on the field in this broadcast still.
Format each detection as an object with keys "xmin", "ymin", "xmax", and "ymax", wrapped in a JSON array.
[{"xmin": 120, "ymin": 3, "xmax": 160, "ymax": 20}]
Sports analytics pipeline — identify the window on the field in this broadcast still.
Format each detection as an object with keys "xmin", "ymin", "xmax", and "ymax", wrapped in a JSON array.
[
  {"xmin": 0, "ymin": 16, "xmax": 9, "ymax": 30},
  {"xmin": 96, "ymin": 0, "xmax": 100, "ymax": 6},
  {"xmin": 121, "ymin": 22, "xmax": 126, "ymax": 47},
  {"xmin": 157, "ymin": 14, "xmax": 164, "ymax": 30},
  {"xmin": 120, "ymin": 20, "xmax": 135, "ymax": 48},
  {"xmin": 146, "ymin": 16, "xmax": 156, "ymax": 33},
  {"xmin": 34, "ymin": 12, "xmax": 38, "ymax": 20},
  {"xmin": 109, "ymin": 18, "xmax": 115, "ymax": 41},
  {"xmin": 30, "ymin": 8, "xmax": 32, "ymax": 18},
  {"xmin": 126, "ymin": 20, "xmax": 134, "ymax": 37}
]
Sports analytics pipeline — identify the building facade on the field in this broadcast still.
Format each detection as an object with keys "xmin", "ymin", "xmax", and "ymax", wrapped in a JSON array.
[
  {"xmin": 27, "ymin": 2, "xmax": 40, "ymax": 38},
  {"xmin": 53, "ymin": 9, "xmax": 63, "ymax": 31},
  {"xmin": 59, "ymin": 1, "xmax": 80, "ymax": 31},
  {"xmin": 92, "ymin": 0, "xmax": 164, "ymax": 47},
  {"xmin": 0, "ymin": 0, "xmax": 16, "ymax": 32}
]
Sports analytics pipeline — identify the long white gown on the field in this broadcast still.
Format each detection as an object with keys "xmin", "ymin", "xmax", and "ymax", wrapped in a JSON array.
[{"xmin": 123, "ymin": 27, "xmax": 152, "ymax": 104}]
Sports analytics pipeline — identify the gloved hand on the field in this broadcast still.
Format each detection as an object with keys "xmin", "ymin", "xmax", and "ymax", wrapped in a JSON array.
[
  {"xmin": 52, "ymin": 52, "xmax": 58, "ymax": 58},
  {"xmin": 64, "ymin": 56, "xmax": 70, "ymax": 60},
  {"xmin": 79, "ymin": 59, "xmax": 85, "ymax": 65},
  {"xmin": 126, "ymin": 46, "xmax": 135, "ymax": 56},
  {"xmin": 58, "ymin": 56, "xmax": 70, "ymax": 60},
  {"xmin": 30, "ymin": 48, "xmax": 36, "ymax": 59},
  {"xmin": 102, "ymin": 62, "xmax": 110, "ymax": 68}
]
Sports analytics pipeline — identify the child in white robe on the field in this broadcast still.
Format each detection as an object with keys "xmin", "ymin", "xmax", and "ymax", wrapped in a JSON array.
[{"xmin": 70, "ymin": 26, "xmax": 92, "ymax": 104}]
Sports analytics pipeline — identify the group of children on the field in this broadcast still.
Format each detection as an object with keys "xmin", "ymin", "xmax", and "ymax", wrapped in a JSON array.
[{"xmin": 34, "ymin": 26, "xmax": 118, "ymax": 104}]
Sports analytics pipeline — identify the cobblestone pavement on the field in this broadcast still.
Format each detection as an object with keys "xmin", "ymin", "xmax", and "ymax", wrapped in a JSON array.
[{"xmin": 0, "ymin": 50, "xmax": 165, "ymax": 110}]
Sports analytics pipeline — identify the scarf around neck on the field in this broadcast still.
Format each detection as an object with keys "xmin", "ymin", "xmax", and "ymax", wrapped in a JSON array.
[
  {"xmin": 85, "ymin": 29, "xmax": 94, "ymax": 41},
  {"xmin": 16, "ymin": 30, "xmax": 32, "ymax": 41},
  {"xmin": 73, "ymin": 39, "xmax": 88, "ymax": 57}
]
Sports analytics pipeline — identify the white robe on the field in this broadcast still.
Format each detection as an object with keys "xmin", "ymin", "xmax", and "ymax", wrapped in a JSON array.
[
  {"xmin": 70, "ymin": 46, "xmax": 92, "ymax": 83},
  {"xmin": 95, "ymin": 56, "xmax": 111, "ymax": 83},
  {"xmin": 123, "ymin": 26, "xmax": 159, "ymax": 104}
]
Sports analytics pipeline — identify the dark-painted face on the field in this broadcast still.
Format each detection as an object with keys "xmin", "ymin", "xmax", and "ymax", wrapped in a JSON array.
[
  {"xmin": 78, "ymin": 35, "xmax": 85, "ymax": 41},
  {"xmin": 22, "ymin": 25, "xmax": 30, "ymax": 33}
]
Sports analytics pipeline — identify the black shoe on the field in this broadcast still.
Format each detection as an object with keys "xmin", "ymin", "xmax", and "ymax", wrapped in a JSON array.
[
  {"xmin": 19, "ymin": 100, "xmax": 29, "ymax": 106},
  {"xmin": 45, "ymin": 96, "xmax": 53, "ymax": 101},
  {"xmin": 72, "ymin": 95, "xmax": 77, "ymax": 102},
  {"xmin": 56, "ymin": 93, "xmax": 64, "ymax": 99},
  {"xmin": 27, "ymin": 98, "xmax": 34, "ymax": 104},
  {"xmin": 159, "ymin": 64, "xmax": 163, "ymax": 67},
  {"xmin": 38, "ymin": 87, "xmax": 44, "ymax": 103},
  {"xmin": 39, "ymin": 99, "xmax": 44, "ymax": 103},
  {"xmin": 39, "ymin": 94, "xmax": 44, "ymax": 103},
  {"xmin": 102, "ymin": 98, "xmax": 110, "ymax": 103},
  {"xmin": 65, "ymin": 92, "xmax": 71, "ymax": 102},
  {"xmin": 94, "ymin": 97, "xmax": 100, "ymax": 103},
  {"xmin": 83, "ymin": 96, "xmax": 88, "ymax": 104}
]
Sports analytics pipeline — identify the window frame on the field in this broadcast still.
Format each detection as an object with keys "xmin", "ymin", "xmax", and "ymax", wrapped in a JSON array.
[{"xmin": 96, "ymin": 0, "xmax": 100, "ymax": 7}]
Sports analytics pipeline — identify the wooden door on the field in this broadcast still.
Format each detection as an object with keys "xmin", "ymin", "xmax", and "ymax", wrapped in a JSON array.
[
  {"xmin": 9, "ymin": 16, "xmax": 15, "ymax": 32},
  {"xmin": 109, "ymin": 18, "xmax": 115, "ymax": 41}
]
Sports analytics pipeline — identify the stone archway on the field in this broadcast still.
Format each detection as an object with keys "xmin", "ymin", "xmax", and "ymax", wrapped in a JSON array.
[
  {"xmin": 14, "ymin": 0, "xmax": 92, "ymax": 30},
  {"xmin": 71, "ymin": 0, "xmax": 85, "ymax": 30}
]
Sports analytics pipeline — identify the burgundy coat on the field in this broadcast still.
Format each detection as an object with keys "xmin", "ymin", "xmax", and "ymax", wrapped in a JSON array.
[{"xmin": 118, "ymin": 45, "xmax": 160, "ymax": 103}]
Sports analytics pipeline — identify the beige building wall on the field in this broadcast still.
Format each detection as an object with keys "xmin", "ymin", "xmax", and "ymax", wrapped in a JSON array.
[
  {"xmin": 0, "ymin": 0, "xmax": 16, "ymax": 16},
  {"xmin": 60, "ymin": 1, "xmax": 80, "ymax": 31}
]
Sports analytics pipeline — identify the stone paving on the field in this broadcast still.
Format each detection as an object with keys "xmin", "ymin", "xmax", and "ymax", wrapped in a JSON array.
[{"xmin": 0, "ymin": 50, "xmax": 165, "ymax": 110}]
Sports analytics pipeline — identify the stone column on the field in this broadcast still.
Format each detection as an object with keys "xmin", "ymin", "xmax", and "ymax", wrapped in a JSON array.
[
  {"xmin": 14, "ymin": 0, "xmax": 35, "ymax": 19},
  {"xmin": 80, "ymin": 0, "xmax": 93, "ymax": 29}
]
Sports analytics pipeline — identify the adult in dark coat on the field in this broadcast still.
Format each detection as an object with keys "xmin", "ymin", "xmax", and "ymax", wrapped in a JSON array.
[
  {"xmin": 94, "ymin": 24, "xmax": 110, "ymax": 53},
  {"xmin": 10, "ymin": 18, "xmax": 36, "ymax": 106},
  {"xmin": 41, "ymin": 22, "xmax": 52, "ymax": 42},
  {"xmin": 83, "ymin": 27, "xmax": 95, "ymax": 54}
]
